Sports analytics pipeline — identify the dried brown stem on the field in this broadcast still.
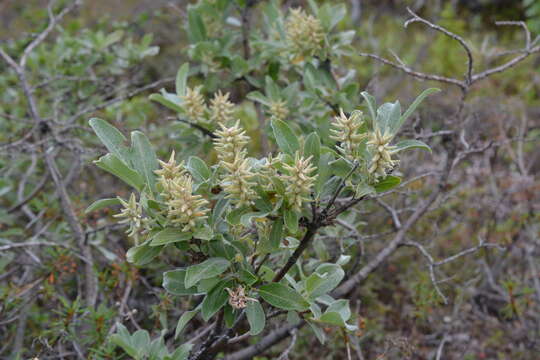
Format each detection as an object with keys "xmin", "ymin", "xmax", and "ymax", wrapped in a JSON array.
[
  {"xmin": 404, "ymin": 7, "xmax": 474, "ymax": 84},
  {"xmin": 359, "ymin": 8, "xmax": 540, "ymax": 94}
]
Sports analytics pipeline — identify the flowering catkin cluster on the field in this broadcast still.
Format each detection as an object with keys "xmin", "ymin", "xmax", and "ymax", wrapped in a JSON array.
[
  {"xmin": 209, "ymin": 91, "xmax": 235, "ymax": 124},
  {"xmin": 259, "ymin": 154, "xmax": 280, "ymax": 190},
  {"xmin": 367, "ymin": 127, "xmax": 398, "ymax": 178},
  {"xmin": 214, "ymin": 121, "xmax": 256, "ymax": 206},
  {"xmin": 114, "ymin": 193, "xmax": 143, "ymax": 239},
  {"xmin": 268, "ymin": 100, "xmax": 289, "ymax": 121},
  {"xmin": 201, "ymin": 11, "xmax": 222, "ymax": 38},
  {"xmin": 181, "ymin": 86, "xmax": 207, "ymax": 123},
  {"xmin": 281, "ymin": 152, "xmax": 317, "ymax": 211},
  {"xmin": 165, "ymin": 175, "xmax": 210, "ymax": 231},
  {"xmin": 330, "ymin": 110, "xmax": 367, "ymax": 160},
  {"xmin": 285, "ymin": 8, "xmax": 325, "ymax": 58},
  {"xmin": 155, "ymin": 151, "xmax": 209, "ymax": 231},
  {"xmin": 181, "ymin": 87, "xmax": 237, "ymax": 125},
  {"xmin": 155, "ymin": 151, "xmax": 186, "ymax": 198}
]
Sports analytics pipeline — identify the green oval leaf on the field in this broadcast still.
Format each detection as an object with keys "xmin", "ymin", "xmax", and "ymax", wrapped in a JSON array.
[
  {"xmin": 326, "ymin": 299, "xmax": 351, "ymax": 322},
  {"xmin": 89, "ymin": 118, "xmax": 131, "ymax": 164},
  {"xmin": 149, "ymin": 92, "xmax": 184, "ymax": 113},
  {"xmin": 131, "ymin": 131, "xmax": 159, "ymax": 192},
  {"xmin": 94, "ymin": 153, "xmax": 144, "ymax": 191},
  {"xmin": 184, "ymin": 258, "xmax": 230, "ymax": 289},
  {"xmin": 373, "ymin": 175, "xmax": 401, "ymax": 193},
  {"xmin": 201, "ymin": 280, "xmax": 233, "ymax": 321},
  {"xmin": 360, "ymin": 91, "xmax": 377, "ymax": 126},
  {"xmin": 110, "ymin": 323, "xmax": 141, "ymax": 358},
  {"xmin": 304, "ymin": 132, "xmax": 321, "ymax": 165},
  {"xmin": 126, "ymin": 243, "xmax": 162, "ymax": 266},
  {"xmin": 271, "ymin": 118, "xmax": 299, "ymax": 155},
  {"xmin": 393, "ymin": 139, "xmax": 432, "ymax": 153},
  {"xmin": 283, "ymin": 208, "xmax": 298, "ymax": 233},
  {"xmin": 175, "ymin": 308, "xmax": 199, "ymax": 339},
  {"xmin": 150, "ymin": 228, "xmax": 192, "ymax": 246},
  {"xmin": 84, "ymin": 197, "xmax": 120, "ymax": 214},
  {"xmin": 239, "ymin": 269, "xmax": 258, "ymax": 286},
  {"xmin": 176, "ymin": 63, "xmax": 190, "ymax": 97},
  {"xmin": 393, "ymin": 88, "xmax": 440, "ymax": 133},
  {"xmin": 187, "ymin": 8, "xmax": 207, "ymax": 43},
  {"xmin": 318, "ymin": 311, "xmax": 345, "ymax": 326},
  {"xmin": 187, "ymin": 156, "xmax": 211, "ymax": 183},
  {"xmin": 376, "ymin": 101, "xmax": 400, "ymax": 133},
  {"xmin": 258, "ymin": 283, "xmax": 309, "ymax": 311},
  {"xmin": 247, "ymin": 91, "xmax": 271, "ymax": 106},
  {"xmin": 163, "ymin": 269, "xmax": 201, "ymax": 296},
  {"xmin": 246, "ymin": 301, "xmax": 265, "ymax": 335},
  {"xmin": 306, "ymin": 263, "xmax": 345, "ymax": 300},
  {"xmin": 268, "ymin": 218, "xmax": 283, "ymax": 251}
]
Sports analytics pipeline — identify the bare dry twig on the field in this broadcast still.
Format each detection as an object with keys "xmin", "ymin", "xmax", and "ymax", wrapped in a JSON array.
[
  {"xmin": 359, "ymin": 7, "xmax": 540, "ymax": 94},
  {"xmin": 402, "ymin": 236, "xmax": 504, "ymax": 304},
  {"xmin": 0, "ymin": 0, "xmax": 98, "ymax": 313}
]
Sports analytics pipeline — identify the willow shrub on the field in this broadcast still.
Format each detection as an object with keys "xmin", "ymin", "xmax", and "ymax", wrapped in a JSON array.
[{"xmin": 87, "ymin": 1, "xmax": 437, "ymax": 358}]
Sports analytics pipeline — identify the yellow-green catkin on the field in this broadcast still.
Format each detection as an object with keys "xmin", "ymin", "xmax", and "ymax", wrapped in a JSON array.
[
  {"xmin": 259, "ymin": 153, "xmax": 280, "ymax": 191},
  {"xmin": 154, "ymin": 151, "xmax": 209, "ymax": 231},
  {"xmin": 214, "ymin": 121, "xmax": 250, "ymax": 163},
  {"xmin": 281, "ymin": 152, "xmax": 317, "ymax": 211},
  {"xmin": 181, "ymin": 86, "xmax": 207, "ymax": 123},
  {"xmin": 366, "ymin": 127, "xmax": 398, "ymax": 179},
  {"xmin": 209, "ymin": 91, "xmax": 235, "ymax": 124},
  {"xmin": 201, "ymin": 11, "xmax": 221, "ymax": 38},
  {"xmin": 166, "ymin": 175, "xmax": 210, "ymax": 231},
  {"xmin": 330, "ymin": 110, "xmax": 367, "ymax": 160},
  {"xmin": 155, "ymin": 151, "xmax": 186, "ymax": 199},
  {"xmin": 268, "ymin": 100, "xmax": 289, "ymax": 121},
  {"xmin": 114, "ymin": 193, "xmax": 143, "ymax": 240},
  {"xmin": 214, "ymin": 121, "xmax": 256, "ymax": 206},
  {"xmin": 286, "ymin": 8, "xmax": 325, "ymax": 58}
]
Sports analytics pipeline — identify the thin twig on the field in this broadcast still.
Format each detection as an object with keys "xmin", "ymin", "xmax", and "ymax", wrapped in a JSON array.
[
  {"xmin": 0, "ymin": 241, "xmax": 74, "ymax": 252},
  {"xmin": 401, "ymin": 236, "xmax": 504, "ymax": 304},
  {"xmin": 525, "ymin": 246, "xmax": 540, "ymax": 304},
  {"xmin": 8, "ymin": 171, "xmax": 50, "ymax": 213},
  {"xmin": 20, "ymin": 0, "xmax": 81, "ymax": 68},
  {"xmin": 322, "ymin": 161, "xmax": 359, "ymax": 216},
  {"xmin": 360, "ymin": 9, "xmax": 540, "ymax": 93},
  {"xmin": 405, "ymin": 7, "xmax": 474, "ymax": 84},
  {"xmin": 470, "ymin": 44, "xmax": 540, "ymax": 83},
  {"xmin": 375, "ymin": 199, "xmax": 402, "ymax": 230},
  {"xmin": 176, "ymin": 118, "xmax": 217, "ymax": 139},
  {"xmin": 67, "ymin": 77, "xmax": 175, "ymax": 123},
  {"xmin": 435, "ymin": 334, "xmax": 449, "ymax": 360},
  {"xmin": 276, "ymin": 329, "xmax": 297, "ymax": 360},
  {"xmin": 358, "ymin": 52, "xmax": 466, "ymax": 90}
]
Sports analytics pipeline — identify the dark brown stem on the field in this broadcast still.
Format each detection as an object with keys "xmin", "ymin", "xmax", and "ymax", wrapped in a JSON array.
[
  {"xmin": 177, "ymin": 118, "xmax": 217, "ymax": 139},
  {"xmin": 322, "ymin": 162, "xmax": 359, "ymax": 216},
  {"xmin": 224, "ymin": 322, "xmax": 305, "ymax": 360},
  {"xmin": 240, "ymin": 1, "xmax": 255, "ymax": 60},
  {"xmin": 214, "ymin": 310, "xmax": 225, "ymax": 335},
  {"xmin": 273, "ymin": 225, "xmax": 318, "ymax": 282}
]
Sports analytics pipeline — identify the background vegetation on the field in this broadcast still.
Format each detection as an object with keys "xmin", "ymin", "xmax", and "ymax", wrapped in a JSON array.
[{"xmin": 1, "ymin": 0, "xmax": 539, "ymax": 359}]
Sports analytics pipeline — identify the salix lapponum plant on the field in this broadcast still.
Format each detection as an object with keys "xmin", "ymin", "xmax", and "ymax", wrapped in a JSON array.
[
  {"xmin": 89, "ymin": 69, "xmax": 436, "ymax": 358},
  {"xmin": 86, "ymin": 1, "xmax": 439, "ymax": 359}
]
